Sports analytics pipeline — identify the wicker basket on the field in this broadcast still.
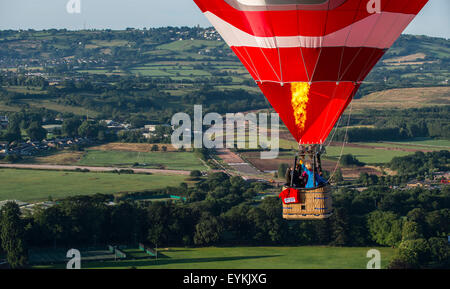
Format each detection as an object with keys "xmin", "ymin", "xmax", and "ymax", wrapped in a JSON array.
[{"xmin": 281, "ymin": 185, "xmax": 333, "ymax": 220}]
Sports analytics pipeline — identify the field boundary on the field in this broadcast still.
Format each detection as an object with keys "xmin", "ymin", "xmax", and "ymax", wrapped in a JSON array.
[{"xmin": 0, "ymin": 163, "xmax": 191, "ymax": 175}]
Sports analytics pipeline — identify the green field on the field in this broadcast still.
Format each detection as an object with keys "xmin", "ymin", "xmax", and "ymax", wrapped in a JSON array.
[
  {"xmin": 380, "ymin": 138, "xmax": 450, "ymax": 148},
  {"xmin": 277, "ymin": 136, "xmax": 450, "ymax": 164},
  {"xmin": 77, "ymin": 150, "xmax": 207, "ymax": 171},
  {"xmin": 5, "ymin": 86, "xmax": 47, "ymax": 94},
  {"xmin": 324, "ymin": 145, "xmax": 412, "ymax": 164},
  {"xmin": 0, "ymin": 169, "xmax": 187, "ymax": 202},
  {"xmin": 156, "ymin": 40, "xmax": 225, "ymax": 51},
  {"xmin": 0, "ymin": 98, "xmax": 101, "ymax": 117},
  {"xmin": 34, "ymin": 246, "xmax": 396, "ymax": 269},
  {"xmin": 130, "ymin": 66, "xmax": 211, "ymax": 77},
  {"xmin": 325, "ymin": 138, "xmax": 449, "ymax": 164}
]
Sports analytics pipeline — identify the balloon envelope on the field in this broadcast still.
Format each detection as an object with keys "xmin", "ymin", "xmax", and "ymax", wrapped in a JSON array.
[{"xmin": 194, "ymin": 0, "xmax": 429, "ymax": 144}]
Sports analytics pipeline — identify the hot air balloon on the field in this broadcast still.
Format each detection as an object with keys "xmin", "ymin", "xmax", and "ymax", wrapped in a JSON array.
[{"xmin": 193, "ymin": 0, "xmax": 429, "ymax": 219}]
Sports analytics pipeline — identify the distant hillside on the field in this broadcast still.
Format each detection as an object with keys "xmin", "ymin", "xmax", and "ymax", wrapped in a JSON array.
[
  {"xmin": 0, "ymin": 28, "xmax": 448, "ymax": 119},
  {"xmin": 352, "ymin": 86, "xmax": 450, "ymax": 112}
]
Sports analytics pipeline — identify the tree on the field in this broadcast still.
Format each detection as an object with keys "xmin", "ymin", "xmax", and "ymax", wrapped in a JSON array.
[
  {"xmin": 147, "ymin": 223, "xmax": 163, "ymax": 249},
  {"xmin": 4, "ymin": 121, "xmax": 21, "ymax": 142},
  {"xmin": 278, "ymin": 163, "xmax": 289, "ymax": 181},
  {"xmin": 425, "ymin": 209, "xmax": 449, "ymax": 238},
  {"xmin": 190, "ymin": 170, "xmax": 202, "ymax": 178},
  {"xmin": 340, "ymin": 154, "xmax": 365, "ymax": 167},
  {"xmin": 0, "ymin": 202, "xmax": 27, "ymax": 268},
  {"xmin": 333, "ymin": 168, "xmax": 344, "ymax": 183},
  {"xmin": 129, "ymin": 115, "xmax": 147, "ymax": 128},
  {"xmin": 401, "ymin": 221, "xmax": 423, "ymax": 241},
  {"xmin": 194, "ymin": 213, "xmax": 222, "ymax": 246},
  {"xmin": 62, "ymin": 118, "xmax": 81, "ymax": 137},
  {"xmin": 146, "ymin": 202, "xmax": 169, "ymax": 247},
  {"xmin": 427, "ymin": 237, "xmax": 450, "ymax": 268},
  {"xmin": 32, "ymin": 206, "xmax": 67, "ymax": 248},
  {"xmin": 26, "ymin": 121, "xmax": 47, "ymax": 141},
  {"xmin": 367, "ymin": 210, "xmax": 403, "ymax": 247},
  {"xmin": 78, "ymin": 120, "xmax": 99, "ymax": 138},
  {"xmin": 259, "ymin": 197, "xmax": 287, "ymax": 244},
  {"xmin": 330, "ymin": 208, "xmax": 350, "ymax": 246},
  {"xmin": 396, "ymin": 239, "xmax": 430, "ymax": 268}
]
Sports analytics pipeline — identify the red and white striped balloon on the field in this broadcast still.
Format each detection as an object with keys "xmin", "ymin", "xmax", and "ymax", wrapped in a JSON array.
[{"xmin": 194, "ymin": 0, "xmax": 429, "ymax": 144}]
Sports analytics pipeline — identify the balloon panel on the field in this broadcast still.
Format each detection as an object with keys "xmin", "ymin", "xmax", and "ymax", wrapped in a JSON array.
[{"xmin": 259, "ymin": 81, "xmax": 358, "ymax": 143}]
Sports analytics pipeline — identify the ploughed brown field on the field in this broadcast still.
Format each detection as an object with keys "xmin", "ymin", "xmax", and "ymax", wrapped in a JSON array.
[{"xmin": 241, "ymin": 151, "xmax": 382, "ymax": 180}]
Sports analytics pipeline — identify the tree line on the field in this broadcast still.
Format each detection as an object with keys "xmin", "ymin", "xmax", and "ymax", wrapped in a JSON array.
[{"xmin": 333, "ymin": 106, "xmax": 450, "ymax": 142}]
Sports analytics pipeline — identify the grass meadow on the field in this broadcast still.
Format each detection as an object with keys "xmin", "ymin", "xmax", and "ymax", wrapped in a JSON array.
[
  {"xmin": 76, "ymin": 150, "xmax": 207, "ymax": 171},
  {"xmin": 324, "ymin": 146, "xmax": 413, "ymax": 164},
  {"xmin": 33, "ymin": 246, "xmax": 396, "ymax": 269},
  {"xmin": 0, "ymin": 169, "xmax": 187, "ymax": 202}
]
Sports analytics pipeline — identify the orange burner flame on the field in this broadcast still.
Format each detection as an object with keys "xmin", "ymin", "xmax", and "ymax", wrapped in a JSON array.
[{"xmin": 291, "ymin": 82, "xmax": 310, "ymax": 132}]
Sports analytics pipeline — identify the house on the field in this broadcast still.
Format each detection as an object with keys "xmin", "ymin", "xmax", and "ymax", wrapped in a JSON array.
[
  {"xmin": 102, "ymin": 120, "xmax": 131, "ymax": 130},
  {"xmin": 406, "ymin": 180, "xmax": 432, "ymax": 189},
  {"xmin": 144, "ymin": 125, "xmax": 157, "ymax": 132},
  {"xmin": 142, "ymin": 132, "xmax": 153, "ymax": 139},
  {"xmin": 102, "ymin": 120, "xmax": 114, "ymax": 126},
  {"xmin": 406, "ymin": 181, "xmax": 424, "ymax": 188}
]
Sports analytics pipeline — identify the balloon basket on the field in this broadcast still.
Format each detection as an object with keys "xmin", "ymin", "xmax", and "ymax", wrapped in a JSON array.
[{"xmin": 281, "ymin": 185, "xmax": 333, "ymax": 220}]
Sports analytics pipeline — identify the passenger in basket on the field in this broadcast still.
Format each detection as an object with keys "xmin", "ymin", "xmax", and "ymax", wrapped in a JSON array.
[
  {"xmin": 285, "ymin": 166, "xmax": 292, "ymax": 185},
  {"xmin": 299, "ymin": 170, "xmax": 308, "ymax": 188},
  {"xmin": 302, "ymin": 162, "xmax": 327, "ymax": 189},
  {"xmin": 285, "ymin": 165, "xmax": 301, "ymax": 187}
]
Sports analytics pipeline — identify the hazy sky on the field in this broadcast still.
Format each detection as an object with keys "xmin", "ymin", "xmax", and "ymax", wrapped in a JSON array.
[{"xmin": 0, "ymin": 0, "xmax": 448, "ymax": 38}]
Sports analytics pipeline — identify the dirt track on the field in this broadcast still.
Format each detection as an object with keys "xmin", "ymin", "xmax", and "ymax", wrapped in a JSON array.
[
  {"xmin": 216, "ymin": 148, "xmax": 260, "ymax": 175},
  {"xmin": 0, "ymin": 163, "xmax": 191, "ymax": 175}
]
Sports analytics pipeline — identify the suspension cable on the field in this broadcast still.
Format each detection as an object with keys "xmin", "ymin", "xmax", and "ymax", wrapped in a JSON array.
[
  {"xmin": 327, "ymin": 101, "xmax": 353, "ymax": 184},
  {"xmin": 325, "ymin": 113, "xmax": 343, "ymax": 149}
]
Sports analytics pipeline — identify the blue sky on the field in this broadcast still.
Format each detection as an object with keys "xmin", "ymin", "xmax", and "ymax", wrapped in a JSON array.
[{"xmin": 0, "ymin": 0, "xmax": 448, "ymax": 38}]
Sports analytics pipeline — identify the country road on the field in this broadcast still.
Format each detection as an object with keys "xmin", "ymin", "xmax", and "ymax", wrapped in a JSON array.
[{"xmin": 0, "ymin": 163, "xmax": 191, "ymax": 175}]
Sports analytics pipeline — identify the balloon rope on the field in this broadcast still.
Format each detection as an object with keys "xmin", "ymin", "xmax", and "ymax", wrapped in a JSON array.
[
  {"xmin": 325, "ymin": 113, "xmax": 342, "ymax": 149},
  {"xmin": 327, "ymin": 101, "xmax": 353, "ymax": 184}
]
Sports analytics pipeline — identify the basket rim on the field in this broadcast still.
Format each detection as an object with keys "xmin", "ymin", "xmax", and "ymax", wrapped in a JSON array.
[{"xmin": 282, "ymin": 184, "xmax": 329, "ymax": 192}]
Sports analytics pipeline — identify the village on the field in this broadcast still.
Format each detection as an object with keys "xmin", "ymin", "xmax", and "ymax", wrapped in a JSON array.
[{"xmin": 0, "ymin": 114, "xmax": 176, "ymax": 157}]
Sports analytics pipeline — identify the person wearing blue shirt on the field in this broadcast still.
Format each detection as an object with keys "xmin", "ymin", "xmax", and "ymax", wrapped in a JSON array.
[{"xmin": 302, "ymin": 162, "xmax": 327, "ymax": 189}]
